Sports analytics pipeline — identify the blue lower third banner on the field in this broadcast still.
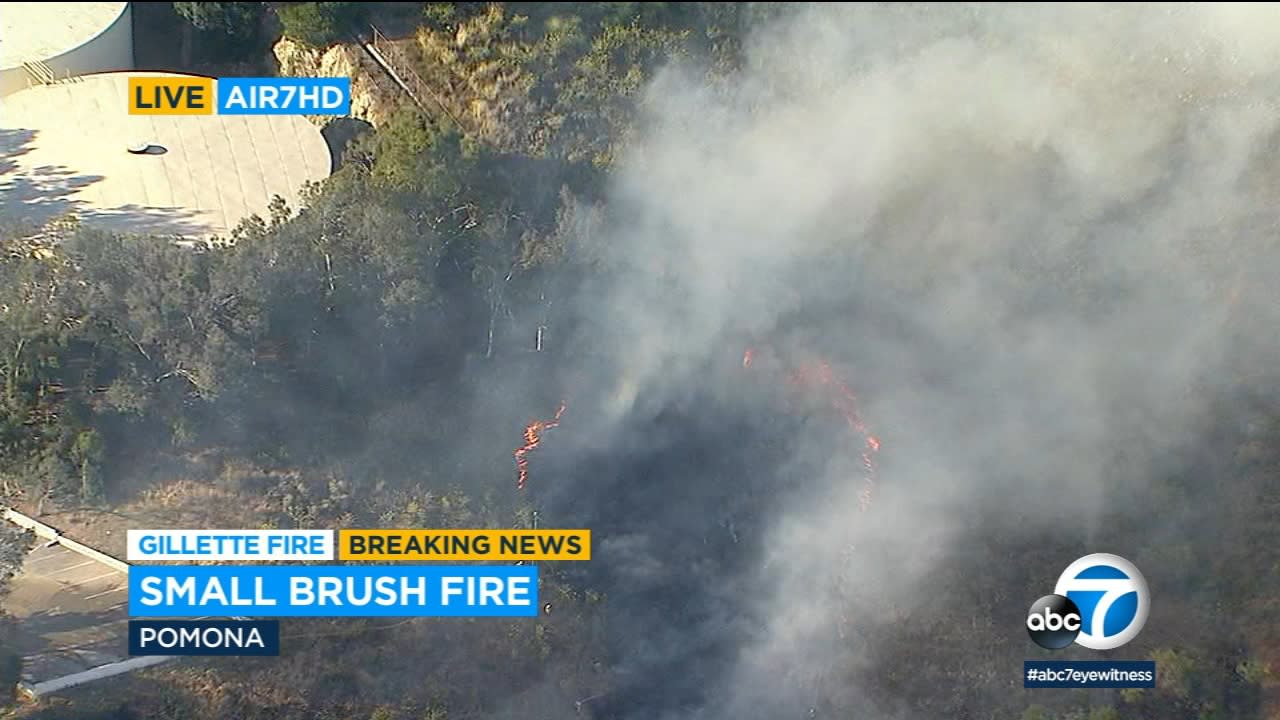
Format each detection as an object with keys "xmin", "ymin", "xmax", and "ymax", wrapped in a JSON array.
[
  {"xmin": 1024, "ymin": 660, "xmax": 1157, "ymax": 688},
  {"xmin": 217, "ymin": 77, "xmax": 351, "ymax": 115},
  {"xmin": 129, "ymin": 565, "xmax": 538, "ymax": 617},
  {"xmin": 129, "ymin": 620, "xmax": 279, "ymax": 656}
]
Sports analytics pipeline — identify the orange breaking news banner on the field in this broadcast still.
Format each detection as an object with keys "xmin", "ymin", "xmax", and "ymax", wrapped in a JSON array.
[{"xmin": 339, "ymin": 530, "xmax": 591, "ymax": 561}]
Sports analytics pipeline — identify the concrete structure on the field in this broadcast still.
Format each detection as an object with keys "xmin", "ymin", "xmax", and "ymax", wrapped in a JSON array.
[
  {"xmin": 2, "ymin": 506, "xmax": 174, "ymax": 700},
  {"xmin": 3, "ymin": 508, "xmax": 239, "ymax": 699},
  {"xmin": 1, "ymin": 71, "xmax": 333, "ymax": 240},
  {"xmin": 0, "ymin": 2, "xmax": 133, "ymax": 97},
  {"xmin": 8, "ymin": 542, "xmax": 137, "ymax": 695}
]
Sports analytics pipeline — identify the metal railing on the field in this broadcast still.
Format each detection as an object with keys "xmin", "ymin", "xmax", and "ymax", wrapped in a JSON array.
[
  {"xmin": 21, "ymin": 59, "xmax": 82, "ymax": 88},
  {"xmin": 22, "ymin": 60, "xmax": 56, "ymax": 86},
  {"xmin": 366, "ymin": 25, "xmax": 468, "ymax": 134}
]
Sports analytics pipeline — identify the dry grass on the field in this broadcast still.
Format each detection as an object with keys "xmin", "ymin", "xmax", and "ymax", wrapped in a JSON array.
[{"xmin": 10, "ymin": 466, "xmax": 293, "ymax": 560}]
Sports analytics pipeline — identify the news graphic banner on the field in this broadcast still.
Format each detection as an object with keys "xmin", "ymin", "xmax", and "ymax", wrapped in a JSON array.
[
  {"xmin": 129, "ymin": 565, "xmax": 539, "ymax": 617},
  {"xmin": 339, "ymin": 529, "xmax": 591, "ymax": 561},
  {"xmin": 126, "ymin": 528, "xmax": 591, "ymax": 562},
  {"xmin": 1024, "ymin": 661, "xmax": 1156, "ymax": 689},
  {"xmin": 130, "ymin": 620, "xmax": 280, "ymax": 657},
  {"xmin": 128, "ymin": 529, "xmax": 334, "ymax": 561},
  {"xmin": 123, "ymin": 527, "xmax": 589, "ymax": 653},
  {"xmin": 128, "ymin": 76, "xmax": 351, "ymax": 115}
]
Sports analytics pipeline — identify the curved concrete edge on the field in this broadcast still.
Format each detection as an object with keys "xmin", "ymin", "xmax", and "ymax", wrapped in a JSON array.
[
  {"xmin": 25, "ymin": 655, "xmax": 174, "ymax": 698},
  {"xmin": 2, "ymin": 507, "xmax": 59, "ymax": 540},
  {"xmin": 2, "ymin": 506, "xmax": 131, "ymax": 573}
]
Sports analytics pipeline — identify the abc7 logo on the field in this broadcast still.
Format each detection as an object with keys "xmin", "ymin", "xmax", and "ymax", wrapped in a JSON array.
[
  {"xmin": 1026, "ymin": 594, "xmax": 1083, "ymax": 649},
  {"xmin": 1026, "ymin": 553, "xmax": 1149, "ymax": 651}
]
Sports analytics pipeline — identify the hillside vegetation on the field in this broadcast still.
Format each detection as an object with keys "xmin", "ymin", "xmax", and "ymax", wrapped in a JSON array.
[{"xmin": 3, "ymin": 4, "xmax": 1280, "ymax": 720}]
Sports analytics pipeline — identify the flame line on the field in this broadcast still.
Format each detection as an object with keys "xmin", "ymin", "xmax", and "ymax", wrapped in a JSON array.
[
  {"xmin": 745, "ymin": 348, "xmax": 880, "ymax": 511},
  {"xmin": 515, "ymin": 401, "xmax": 567, "ymax": 490}
]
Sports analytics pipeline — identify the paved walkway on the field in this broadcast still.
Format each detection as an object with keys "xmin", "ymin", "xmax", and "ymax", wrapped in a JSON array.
[
  {"xmin": 7, "ymin": 540, "xmax": 132, "ymax": 688},
  {"xmin": 2, "ymin": 506, "xmax": 178, "ymax": 699}
]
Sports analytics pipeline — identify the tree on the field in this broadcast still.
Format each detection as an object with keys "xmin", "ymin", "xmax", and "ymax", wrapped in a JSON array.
[
  {"xmin": 547, "ymin": 21, "xmax": 690, "ymax": 167},
  {"xmin": 1152, "ymin": 648, "xmax": 1197, "ymax": 700},
  {"xmin": 174, "ymin": 2, "xmax": 265, "ymax": 40},
  {"xmin": 274, "ymin": 2, "xmax": 365, "ymax": 47},
  {"xmin": 362, "ymin": 109, "xmax": 466, "ymax": 195},
  {"xmin": 0, "ymin": 526, "xmax": 30, "ymax": 598},
  {"xmin": 0, "ymin": 525, "xmax": 31, "ymax": 707},
  {"xmin": 1022, "ymin": 706, "xmax": 1054, "ymax": 720},
  {"xmin": 71, "ymin": 428, "xmax": 104, "ymax": 504}
]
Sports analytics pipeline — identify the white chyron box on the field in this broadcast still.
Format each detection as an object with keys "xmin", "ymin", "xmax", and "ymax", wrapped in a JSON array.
[{"xmin": 127, "ymin": 529, "xmax": 335, "ymax": 562}]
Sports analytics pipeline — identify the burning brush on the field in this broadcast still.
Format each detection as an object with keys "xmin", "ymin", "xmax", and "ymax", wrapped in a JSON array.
[
  {"xmin": 744, "ymin": 348, "xmax": 881, "ymax": 511},
  {"xmin": 510, "ymin": 347, "xmax": 880, "ymax": 507},
  {"xmin": 514, "ymin": 401, "xmax": 567, "ymax": 490}
]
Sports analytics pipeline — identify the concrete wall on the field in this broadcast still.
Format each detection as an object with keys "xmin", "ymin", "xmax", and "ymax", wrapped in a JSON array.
[
  {"xmin": 1, "ymin": 61, "xmax": 28, "ymax": 97},
  {"xmin": 0, "ymin": 3, "xmax": 133, "ymax": 97},
  {"xmin": 23, "ymin": 655, "xmax": 174, "ymax": 699},
  {"xmin": 50, "ymin": 3, "xmax": 135, "ymax": 80},
  {"xmin": 1, "ymin": 506, "xmax": 131, "ymax": 573}
]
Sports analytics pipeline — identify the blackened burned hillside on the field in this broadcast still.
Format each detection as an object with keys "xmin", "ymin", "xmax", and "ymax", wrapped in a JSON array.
[{"xmin": 535, "ymin": 349, "xmax": 876, "ymax": 720}]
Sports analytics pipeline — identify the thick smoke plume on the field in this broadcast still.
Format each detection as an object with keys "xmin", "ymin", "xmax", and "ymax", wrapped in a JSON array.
[{"xmin": 530, "ymin": 4, "xmax": 1280, "ymax": 719}]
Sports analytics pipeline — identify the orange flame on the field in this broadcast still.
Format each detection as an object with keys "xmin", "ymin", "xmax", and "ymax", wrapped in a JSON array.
[
  {"xmin": 748, "ymin": 348, "xmax": 881, "ymax": 511},
  {"xmin": 746, "ymin": 345, "xmax": 878, "ymax": 647},
  {"xmin": 515, "ymin": 401, "xmax": 567, "ymax": 490}
]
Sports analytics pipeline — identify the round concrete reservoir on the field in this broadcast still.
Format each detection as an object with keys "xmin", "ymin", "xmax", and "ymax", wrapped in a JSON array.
[
  {"xmin": 0, "ymin": 2, "xmax": 133, "ymax": 97},
  {"xmin": 0, "ymin": 72, "xmax": 333, "ymax": 239}
]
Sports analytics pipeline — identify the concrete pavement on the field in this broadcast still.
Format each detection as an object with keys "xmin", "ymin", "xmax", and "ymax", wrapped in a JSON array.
[{"xmin": 6, "ymin": 540, "xmax": 132, "ymax": 687}]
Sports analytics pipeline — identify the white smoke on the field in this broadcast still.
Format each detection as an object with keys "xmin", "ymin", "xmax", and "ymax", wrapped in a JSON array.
[{"xmin": 565, "ymin": 4, "xmax": 1280, "ymax": 718}]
